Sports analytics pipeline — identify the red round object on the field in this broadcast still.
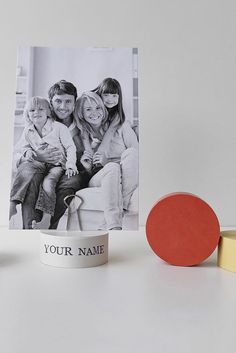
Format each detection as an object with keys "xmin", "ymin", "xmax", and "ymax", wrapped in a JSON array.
[{"xmin": 146, "ymin": 193, "xmax": 220, "ymax": 266}]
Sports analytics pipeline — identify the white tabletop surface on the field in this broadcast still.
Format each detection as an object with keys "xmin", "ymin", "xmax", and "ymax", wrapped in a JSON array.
[{"xmin": 0, "ymin": 226, "xmax": 235, "ymax": 353}]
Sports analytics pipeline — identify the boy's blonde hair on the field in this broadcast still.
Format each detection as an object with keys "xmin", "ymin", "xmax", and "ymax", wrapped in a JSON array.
[
  {"xmin": 74, "ymin": 91, "xmax": 108, "ymax": 136},
  {"xmin": 23, "ymin": 96, "xmax": 52, "ymax": 125}
]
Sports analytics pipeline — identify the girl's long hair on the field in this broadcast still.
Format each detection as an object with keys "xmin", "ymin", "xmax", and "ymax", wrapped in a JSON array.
[
  {"xmin": 74, "ymin": 91, "xmax": 108, "ymax": 139},
  {"xmin": 93, "ymin": 78, "xmax": 125, "ymax": 125},
  {"xmin": 23, "ymin": 96, "xmax": 52, "ymax": 125}
]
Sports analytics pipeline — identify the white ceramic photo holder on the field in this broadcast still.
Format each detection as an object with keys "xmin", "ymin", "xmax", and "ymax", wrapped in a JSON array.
[{"xmin": 40, "ymin": 230, "xmax": 109, "ymax": 268}]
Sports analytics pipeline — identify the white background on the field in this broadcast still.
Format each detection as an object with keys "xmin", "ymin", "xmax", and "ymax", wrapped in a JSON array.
[{"xmin": 1, "ymin": 0, "xmax": 236, "ymax": 226}]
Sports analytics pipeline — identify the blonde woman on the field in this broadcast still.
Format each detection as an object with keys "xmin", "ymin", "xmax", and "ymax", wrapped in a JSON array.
[{"xmin": 75, "ymin": 91, "xmax": 138, "ymax": 230}]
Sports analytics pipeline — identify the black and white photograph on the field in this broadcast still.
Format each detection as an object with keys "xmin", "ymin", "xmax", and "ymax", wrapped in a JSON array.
[{"xmin": 9, "ymin": 47, "xmax": 139, "ymax": 231}]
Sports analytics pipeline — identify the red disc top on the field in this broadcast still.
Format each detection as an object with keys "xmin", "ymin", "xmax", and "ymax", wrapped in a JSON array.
[{"xmin": 146, "ymin": 193, "xmax": 220, "ymax": 266}]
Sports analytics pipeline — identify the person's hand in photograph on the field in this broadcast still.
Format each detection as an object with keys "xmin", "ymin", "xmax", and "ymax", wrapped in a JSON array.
[
  {"xmin": 34, "ymin": 145, "xmax": 63, "ymax": 164},
  {"xmin": 93, "ymin": 151, "xmax": 108, "ymax": 167},
  {"xmin": 80, "ymin": 150, "xmax": 93, "ymax": 170},
  {"xmin": 65, "ymin": 166, "xmax": 78, "ymax": 178},
  {"xmin": 24, "ymin": 149, "xmax": 36, "ymax": 162}
]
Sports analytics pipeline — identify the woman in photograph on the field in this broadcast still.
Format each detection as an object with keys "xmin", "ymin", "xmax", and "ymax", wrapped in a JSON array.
[
  {"xmin": 79, "ymin": 78, "xmax": 126, "ymax": 165},
  {"xmin": 74, "ymin": 91, "xmax": 138, "ymax": 230}
]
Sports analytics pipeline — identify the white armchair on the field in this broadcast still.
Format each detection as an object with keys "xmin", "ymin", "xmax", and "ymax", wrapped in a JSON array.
[{"xmin": 57, "ymin": 186, "xmax": 138, "ymax": 230}]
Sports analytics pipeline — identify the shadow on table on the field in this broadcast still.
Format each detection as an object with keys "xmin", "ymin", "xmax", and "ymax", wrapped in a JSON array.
[
  {"xmin": 0, "ymin": 252, "xmax": 28, "ymax": 267},
  {"xmin": 108, "ymin": 249, "xmax": 151, "ymax": 265}
]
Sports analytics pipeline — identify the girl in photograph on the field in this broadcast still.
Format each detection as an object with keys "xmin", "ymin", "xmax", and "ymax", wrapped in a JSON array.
[
  {"xmin": 74, "ymin": 91, "xmax": 138, "ymax": 230},
  {"xmin": 10, "ymin": 96, "xmax": 78, "ymax": 229}
]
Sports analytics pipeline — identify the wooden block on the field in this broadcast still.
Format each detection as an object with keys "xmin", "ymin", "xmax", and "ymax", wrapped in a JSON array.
[
  {"xmin": 146, "ymin": 192, "xmax": 220, "ymax": 266},
  {"xmin": 218, "ymin": 231, "xmax": 236, "ymax": 272}
]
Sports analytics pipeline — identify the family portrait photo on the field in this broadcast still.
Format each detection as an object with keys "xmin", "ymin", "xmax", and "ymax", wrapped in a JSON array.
[{"xmin": 9, "ymin": 47, "xmax": 139, "ymax": 231}]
